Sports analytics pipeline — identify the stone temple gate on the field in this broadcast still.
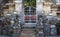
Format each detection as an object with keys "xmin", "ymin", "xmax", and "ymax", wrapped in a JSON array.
[
  {"xmin": 0, "ymin": 0, "xmax": 58, "ymax": 37},
  {"xmin": 14, "ymin": 0, "xmax": 44, "ymax": 24},
  {"xmin": 12, "ymin": 0, "xmax": 57, "ymax": 37}
]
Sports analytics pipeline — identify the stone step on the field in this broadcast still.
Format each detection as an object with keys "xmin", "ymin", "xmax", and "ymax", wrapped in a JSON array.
[{"xmin": 0, "ymin": 35, "xmax": 10, "ymax": 37}]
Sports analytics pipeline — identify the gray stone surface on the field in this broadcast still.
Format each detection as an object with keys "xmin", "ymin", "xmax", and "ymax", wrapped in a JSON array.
[
  {"xmin": 0, "ymin": 35, "xmax": 10, "ymax": 37},
  {"xmin": 39, "ymin": 36, "xmax": 60, "ymax": 37},
  {"xmin": 45, "ymin": 36, "xmax": 60, "ymax": 37}
]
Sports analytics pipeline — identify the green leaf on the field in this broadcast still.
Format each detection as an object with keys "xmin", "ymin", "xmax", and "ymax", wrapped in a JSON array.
[{"xmin": 24, "ymin": 0, "xmax": 36, "ymax": 7}]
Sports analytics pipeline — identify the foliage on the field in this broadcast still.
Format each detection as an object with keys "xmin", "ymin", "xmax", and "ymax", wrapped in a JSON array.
[
  {"xmin": 56, "ymin": 20, "xmax": 60, "ymax": 29},
  {"xmin": 24, "ymin": 0, "xmax": 36, "ymax": 7}
]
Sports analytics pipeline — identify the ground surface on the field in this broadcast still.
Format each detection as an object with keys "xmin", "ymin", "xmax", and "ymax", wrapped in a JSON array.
[{"xmin": 0, "ymin": 35, "xmax": 60, "ymax": 37}]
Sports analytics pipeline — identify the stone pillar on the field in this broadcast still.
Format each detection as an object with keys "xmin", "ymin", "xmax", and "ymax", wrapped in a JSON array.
[
  {"xmin": 12, "ymin": 0, "xmax": 23, "ymax": 37},
  {"xmin": 36, "ymin": 0, "xmax": 44, "ymax": 37},
  {"xmin": 36, "ymin": 0, "xmax": 44, "ymax": 15},
  {"xmin": 36, "ymin": 0, "xmax": 44, "ymax": 24},
  {"xmin": 14, "ymin": 0, "xmax": 24, "ymax": 22},
  {"xmin": 36, "ymin": 0, "xmax": 44, "ymax": 23},
  {"xmin": 14, "ymin": 0, "xmax": 23, "ymax": 14},
  {"xmin": 56, "ymin": 0, "xmax": 60, "ymax": 5}
]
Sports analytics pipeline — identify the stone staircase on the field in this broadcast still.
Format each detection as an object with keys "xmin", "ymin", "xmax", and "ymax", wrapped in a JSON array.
[{"xmin": 0, "ymin": 35, "xmax": 10, "ymax": 37}]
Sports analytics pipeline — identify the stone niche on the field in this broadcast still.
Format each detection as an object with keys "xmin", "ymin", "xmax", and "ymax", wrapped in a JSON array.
[
  {"xmin": 3, "ymin": 9, "xmax": 9, "ymax": 16},
  {"xmin": 9, "ymin": 5, "xmax": 15, "ymax": 14}
]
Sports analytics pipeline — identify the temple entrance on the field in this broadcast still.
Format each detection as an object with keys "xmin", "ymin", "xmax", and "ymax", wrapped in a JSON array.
[
  {"xmin": 23, "ymin": 0, "xmax": 36, "ymax": 27},
  {"xmin": 20, "ymin": 0, "xmax": 36, "ymax": 37},
  {"xmin": 23, "ymin": 6, "xmax": 36, "ymax": 27}
]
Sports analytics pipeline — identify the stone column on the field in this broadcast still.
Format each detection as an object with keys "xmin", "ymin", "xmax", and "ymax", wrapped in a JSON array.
[
  {"xmin": 14, "ymin": 0, "xmax": 23, "ymax": 14},
  {"xmin": 56, "ymin": 0, "xmax": 60, "ymax": 5},
  {"xmin": 36, "ymin": 0, "xmax": 44, "ymax": 15},
  {"xmin": 36, "ymin": 0, "xmax": 44, "ymax": 25},
  {"xmin": 14, "ymin": 0, "xmax": 24, "ymax": 22},
  {"xmin": 12, "ymin": 0, "xmax": 23, "ymax": 37},
  {"xmin": 36, "ymin": 0, "xmax": 44, "ymax": 37},
  {"xmin": 36, "ymin": 0, "xmax": 44, "ymax": 23}
]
